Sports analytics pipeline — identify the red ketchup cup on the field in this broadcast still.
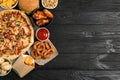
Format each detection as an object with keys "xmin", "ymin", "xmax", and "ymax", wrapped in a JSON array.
[{"xmin": 36, "ymin": 27, "xmax": 50, "ymax": 41}]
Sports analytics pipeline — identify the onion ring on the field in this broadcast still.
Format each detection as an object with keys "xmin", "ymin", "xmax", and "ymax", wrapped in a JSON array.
[
  {"xmin": 31, "ymin": 49, "xmax": 41, "ymax": 59},
  {"xmin": 33, "ymin": 41, "xmax": 42, "ymax": 50},
  {"xmin": 44, "ymin": 41, "xmax": 51, "ymax": 49},
  {"xmin": 43, "ymin": 49, "xmax": 53, "ymax": 59},
  {"xmin": 31, "ymin": 41, "xmax": 54, "ymax": 59}
]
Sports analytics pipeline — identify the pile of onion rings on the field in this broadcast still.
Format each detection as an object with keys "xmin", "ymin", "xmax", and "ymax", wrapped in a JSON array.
[{"xmin": 30, "ymin": 41, "xmax": 54, "ymax": 60}]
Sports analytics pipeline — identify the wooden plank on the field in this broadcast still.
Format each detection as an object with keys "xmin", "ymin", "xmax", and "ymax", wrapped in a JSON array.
[
  {"xmin": 57, "ymin": 0, "xmax": 120, "ymax": 11},
  {"xmin": 2, "ymin": 70, "xmax": 120, "ymax": 80},
  {"xmin": 32, "ymin": 53, "xmax": 120, "ymax": 70},
  {"xmin": 52, "ymin": 12, "xmax": 120, "ymax": 25},
  {"xmin": 38, "ymin": 54, "xmax": 97, "ymax": 70},
  {"xmin": 47, "ymin": 24, "xmax": 120, "ymax": 54},
  {"xmin": 40, "ymin": 70, "xmax": 120, "ymax": 80}
]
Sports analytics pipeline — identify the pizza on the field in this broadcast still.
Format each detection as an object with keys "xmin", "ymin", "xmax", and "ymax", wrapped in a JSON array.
[{"xmin": 0, "ymin": 10, "xmax": 34, "ymax": 60}]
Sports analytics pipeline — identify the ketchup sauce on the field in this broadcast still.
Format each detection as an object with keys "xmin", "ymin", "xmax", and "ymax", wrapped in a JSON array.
[{"xmin": 36, "ymin": 28, "xmax": 50, "ymax": 41}]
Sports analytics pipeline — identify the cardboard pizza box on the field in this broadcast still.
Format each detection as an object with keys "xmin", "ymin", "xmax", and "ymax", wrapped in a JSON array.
[{"xmin": 12, "ymin": 55, "xmax": 35, "ymax": 78}]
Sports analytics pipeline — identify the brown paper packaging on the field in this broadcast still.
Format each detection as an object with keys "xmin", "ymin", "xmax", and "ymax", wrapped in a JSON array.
[
  {"xmin": 12, "ymin": 55, "xmax": 35, "ymax": 78},
  {"xmin": 27, "ymin": 39, "xmax": 59, "ymax": 65}
]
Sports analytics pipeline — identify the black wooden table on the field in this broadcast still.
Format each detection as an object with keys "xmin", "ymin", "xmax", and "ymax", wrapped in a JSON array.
[{"xmin": 2, "ymin": 0, "xmax": 120, "ymax": 80}]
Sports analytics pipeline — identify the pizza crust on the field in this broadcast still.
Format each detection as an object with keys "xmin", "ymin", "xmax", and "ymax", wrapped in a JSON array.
[{"xmin": 0, "ymin": 9, "xmax": 34, "ymax": 60}]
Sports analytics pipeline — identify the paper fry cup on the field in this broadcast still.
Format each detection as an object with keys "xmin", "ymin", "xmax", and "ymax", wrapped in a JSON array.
[{"xmin": 12, "ymin": 55, "xmax": 35, "ymax": 78}]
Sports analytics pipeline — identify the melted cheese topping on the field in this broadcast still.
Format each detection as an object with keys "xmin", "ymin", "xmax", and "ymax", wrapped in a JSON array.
[{"xmin": 0, "ymin": 11, "xmax": 31, "ymax": 56}]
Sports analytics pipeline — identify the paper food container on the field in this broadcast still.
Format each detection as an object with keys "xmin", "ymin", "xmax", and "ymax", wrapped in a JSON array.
[
  {"xmin": 28, "ymin": 39, "xmax": 59, "ymax": 65},
  {"xmin": 12, "ymin": 55, "xmax": 35, "ymax": 78}
]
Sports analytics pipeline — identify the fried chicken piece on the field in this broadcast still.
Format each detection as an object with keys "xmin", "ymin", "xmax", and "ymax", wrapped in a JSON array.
[
  {"xmin": 33, "ymin": 11, "xmax": 47, "ymax": 20},
  {"xmin": 43, "ymin": 9, "xmax": 54, "ymax": 18},
  {"xmin": 36, "ymin": 19, "xmax": 50, "ymax": 26},
  {"xmin": 0, "ymin": 0, "xmax": 2, "ymax": 4}
]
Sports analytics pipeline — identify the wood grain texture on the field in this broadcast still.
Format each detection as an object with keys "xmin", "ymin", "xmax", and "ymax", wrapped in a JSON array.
[
  {"xmin": 48, "ymin": 24, "xmax": 120, "ymax": 54},
  {"xmin": 2, "ymin": 70, "xmax": 120, "ymax": 80},
  {"xmin": 57, "ymin": 0, "xmax": 120, "ymax": 12},
  {"xmin": 52, "ymin": 12, "xmax": 120, "ymax": 25},
  {"xmin": 3, "ymin": 0, "xmax": 120, "ymax": 80}
]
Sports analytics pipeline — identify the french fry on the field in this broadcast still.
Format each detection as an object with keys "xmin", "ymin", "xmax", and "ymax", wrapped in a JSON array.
[{"xmin": 23, "ymin": 56, "xmax": 34, "ymax": 66}]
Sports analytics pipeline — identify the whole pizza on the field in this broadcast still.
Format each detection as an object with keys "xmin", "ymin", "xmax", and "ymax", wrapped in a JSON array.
[{"xmin": 0, "ymin": 10, "xmax": 34, "ymax": 60}]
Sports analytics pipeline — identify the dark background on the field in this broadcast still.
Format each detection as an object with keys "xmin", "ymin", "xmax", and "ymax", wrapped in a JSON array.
[{"xmin": 2, "ymin": 0, "xmax": 120, "ymax": 80}]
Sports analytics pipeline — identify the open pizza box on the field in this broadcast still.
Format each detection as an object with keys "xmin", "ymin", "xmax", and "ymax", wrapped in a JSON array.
[
  {"xmin": 27, "ymin": 39, "xmax": 59, "ymax": 65},
  {"xmin": 12, "ymin": 55, "xmax": 35, "ymax": 78}
]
